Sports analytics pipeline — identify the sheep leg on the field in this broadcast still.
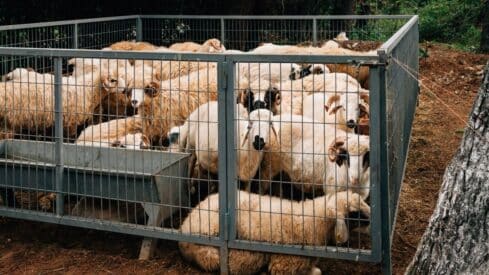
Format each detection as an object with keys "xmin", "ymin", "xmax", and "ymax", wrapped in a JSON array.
[{"xmin": 268, "ymin": 254, "xmax": 318, "ymax": 275}]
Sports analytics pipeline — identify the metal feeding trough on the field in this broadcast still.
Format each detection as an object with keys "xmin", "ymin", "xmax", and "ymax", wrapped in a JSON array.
[{"xmin": 0, "ymin": 139, "xmax": 190, "ymax": 258}]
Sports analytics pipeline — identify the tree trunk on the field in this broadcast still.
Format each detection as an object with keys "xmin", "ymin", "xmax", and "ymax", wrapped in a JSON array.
[
  {"xmin": 480, "ymin": 0, "xmax": 489, "ymax": 53},
  {"xmin": 406, "ymin": 63, "xmax": 489, "ymax": 274}
]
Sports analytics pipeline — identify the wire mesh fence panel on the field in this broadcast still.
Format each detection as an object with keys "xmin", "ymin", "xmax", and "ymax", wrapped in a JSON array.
[
  {"xmin": 142, "ymin": 17, "xmax": 221, "ymax": 47},
  {"xmin": 78, "ymin": 19, "xmax": 137, "ymax": 49},
  {"xmin": 384, "ymin": 19, "xmax": 419, "ymax": 230},
  {"xmin": 224, "ymin": 18, "xmax": 314, "ymax": 51}
]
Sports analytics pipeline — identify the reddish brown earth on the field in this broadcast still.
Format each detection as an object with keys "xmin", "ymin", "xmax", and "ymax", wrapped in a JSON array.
[{"xmin": 0, "ymin": 44, "xmax": 488, "ymax": 274}]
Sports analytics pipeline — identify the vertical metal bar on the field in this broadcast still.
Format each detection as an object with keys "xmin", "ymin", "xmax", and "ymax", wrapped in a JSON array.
[
  {"xmin": 73, "ymin": 23, "xmax": 78, "ymax": 49},
  {"xmin": 221, "ymin": 18, "xmax": 225, "ymax": 47},
  {"xmin": 226, "ymin": 59, "xmax": 236, "ymax": 241},
  {"xmin": 54, "ymin": 57, "xmax": 64, "ymax": 216},
  {"xmin": 312, "ymin": 18, "xmax": 317, "ymax": 46},
  {"xmin": 136, "ymin": 16, "xmax": 143, "ymax": 41},
  {"xmin": 368, "ymin": 64, "xmax": 384, "ymax": 263},
  {"xmin": 217, "ymin": 60, "xmax": 229, "ymax": 275},
  {"xmin": 374, "ymin": 50, "xmax": 391, "ymax": 274}
]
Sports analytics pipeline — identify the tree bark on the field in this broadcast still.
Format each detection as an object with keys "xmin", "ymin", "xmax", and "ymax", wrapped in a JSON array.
[
  {"xmin": 406, "ymin": 63, "xmax": 489, "ymax": 274},
  {"xmin": 480, "ymin": 0, "xmax": 489, "ymax": 53}
]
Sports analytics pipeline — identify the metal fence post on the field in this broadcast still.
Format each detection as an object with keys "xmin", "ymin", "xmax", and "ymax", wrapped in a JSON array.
[
  {"xmin": 73, "ymin": 23, "xmax": 78, "ymax": 49},
  {"xmin": 312, "ymin": 18, "xmax": 317, "ymax": 45},
  {"xmin": 374, "ymin": 50, "xmax": 391, "ymax": 275},
  {"xmin": 54, "ymin": 57, "xmax": 64, "ymax": 216},
  {"xmin": 221, "ymin": 18, "xmax": 226, "ymax": 48},
  {"xmin": 136, "ymin": 16, "xmax": 143, "ymax": 41},
  {"xmin": 217, "ymin": 59, "xmax": 230, "ymax": 275}
]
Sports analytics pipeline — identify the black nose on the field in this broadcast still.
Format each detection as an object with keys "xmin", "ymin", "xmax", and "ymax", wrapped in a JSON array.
[
  {"xmin": 253, "ymin": 100, "xmax": 266, "ymax": 110},
  {"xmin": 131, "ymin": 100, "xmax": 138, "ymax": 106},
  {"xmin": 253, "ymin": 135, "xmax": 266, "ymax": 150},
  {"xmin": 347, "ymin": 119, "xmax": 356, "ymax": 128}
]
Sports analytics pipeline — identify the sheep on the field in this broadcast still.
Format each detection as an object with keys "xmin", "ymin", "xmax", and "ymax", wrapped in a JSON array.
[
  {"xmin": 75, "ymin": 117, "xmax": 149, "ymax": 149},
  {"xmin": 250, "ymin": 43, "xmax": 373, "ymax": 88},
  {"xmin": 170, "ymin": 101, "xmax": 276, "ymax": 189},
  {"xmin": 2, "ymin": 68, "xmax": 53, "ymax": 83},
  {"xmin": 236, "ymin": 62, "xmax": 306, "ymax": 84},
  {"xmin": 133, "ymin": 67, "xmax": 219, "ymax": 145},
  {"xmin": 105, "ymin": 41, "xmax": 157, "ymax": 51},
  {"xmin": 288, "ymin": 63, "xmax": 330, "ymax": 80},
  {"xmin": 179, "ymin": 190, "xmax": 371, "ymax": 274},
  {"xmin": 128, "ymin": 64, "xmax": 218, "ymax": 110},
  {"xmin": 0, "ymin": 73, "xmax": 126, "ymax": 137},
  {"xmin": 168, "ymin": 38, "xmax": 226, "ymax": 53},
  {"xmin": 258, "ymin": 114, "xmax": 371, "ymax": 197},
  {"xmin": 301, "ymin": 91, "xmax": 370, "ymax": 133}
]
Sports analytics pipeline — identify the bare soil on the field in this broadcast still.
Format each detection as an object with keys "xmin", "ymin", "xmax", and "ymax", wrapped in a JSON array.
[{"xmin": 1, "ymin": 43, "xmax": 488, "ymax": 274}]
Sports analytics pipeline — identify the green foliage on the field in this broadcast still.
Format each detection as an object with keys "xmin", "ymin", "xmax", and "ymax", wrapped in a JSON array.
[
  {"xmin": 417, "ymin": 0, "xmax": 482, "ymax": 49},
  {"xmin": 374, "ymin": 0, "xmax": 484, "ymax": 51}
]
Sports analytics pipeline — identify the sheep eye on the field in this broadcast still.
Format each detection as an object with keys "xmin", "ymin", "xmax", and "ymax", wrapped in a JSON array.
[
  {"xmin": 363, "ymin": 151, "xmax": 370, "ymax": 169},
  {"xmin": 110, "ymin": 79, "xmax": 117, "ymax": 83}
]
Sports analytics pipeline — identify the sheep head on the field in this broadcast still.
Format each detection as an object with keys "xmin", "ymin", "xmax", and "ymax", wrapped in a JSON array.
[
  {"xmin": 242, "ymin": 109, "xmax": 277, "ymax": 151},
  {"xmin": 202, "ymin": 38, "xmax": 226, "ymax": 53},
  {"xmin": 126, "ymin": 81, "xmax": 160, "ymax": 109},
  {"xmin": 324, "ymin": 92, "xmax": 369, "ymax": 130}
]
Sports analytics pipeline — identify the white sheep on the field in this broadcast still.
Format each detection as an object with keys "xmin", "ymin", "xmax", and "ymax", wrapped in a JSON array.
[
  {"xmin": 259, "ymin": 114, "xmax": 371, "ymax": 198},
  {"xmin": 75, "ymin": 117, "xmax": 149, "ymax": 149},
  {"xmin": 169, "ymin": 101, "xmax": 276, "ymax": 188},
  {"xmin": 179, "ymin": 190, "xmax": 371, "ymax": 274},
  {"xmin": 168, "ymin": 38, "xmax": 226, "ymax": 53},
  {"xmin": 302, "ymin": 91, "xmax": 370, "ymax": 133},
  {"xmin": 0, "ymin": 73, "xmax": 126, "ymax": 137}
]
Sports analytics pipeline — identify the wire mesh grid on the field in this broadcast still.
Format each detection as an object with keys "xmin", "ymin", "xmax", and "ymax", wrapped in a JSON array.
[{"xmin": 0, "ymin": 15, "xmax": 418, "ymax": 273}]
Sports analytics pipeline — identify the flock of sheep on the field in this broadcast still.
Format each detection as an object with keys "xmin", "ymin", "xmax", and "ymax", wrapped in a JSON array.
[{"xmin": 0, "ymin": 33, "xmax": 375, "ymax": 274}]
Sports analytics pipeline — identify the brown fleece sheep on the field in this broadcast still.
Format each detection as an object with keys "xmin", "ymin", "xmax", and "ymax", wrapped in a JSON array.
[
  {"xmin": 135, "ymin": 66, "xmax": 219, "ymax": 145},
  {"xmin": 0, "ymin": 73, "xmax": 125, "ymax": 137},
  {"xmin": 168, "ymin": 38, "xmax": 226, "ymax": 53},
  {"xmin": 179, "ymin": 190, "xmax": 370, "ymax": 274}
]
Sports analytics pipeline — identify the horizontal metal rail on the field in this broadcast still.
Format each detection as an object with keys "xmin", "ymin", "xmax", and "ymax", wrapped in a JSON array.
[
  {"xmin": 141, "ymin": 15, "xmax": 414, "ymax": 20},
  {"xmin": 0, "ymin": 15, "xmax": 139, "ymax": 31},
  {"xmin": 0, "ymin": 47, "xmax": 381, "ymax": 64},
  {"xmin": 0, "ymin": 207, "xmax": 223, "ymax": 247}
]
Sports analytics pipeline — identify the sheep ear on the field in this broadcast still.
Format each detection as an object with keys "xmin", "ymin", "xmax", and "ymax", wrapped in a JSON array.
[
  {"xmin": 360, "ymin": 92, "xmax": 370, "ymax": 105},
  {"xmin": 359, "ymin": 103, "xmax": 369, "ymax": 118},
  {"xmin": 128, "ymin": 59, "xmax": 135, "ymax": 66},
  {"xmin": 154, "ymin": 71, "xmax": 161, "ymax": 81},
  {"xmin": 312, "ymin": 66, "xmax": 324, "ymax": 74},
  {"xmin": 328, "ymin": 137, "xmax": 346, "ymax": 162},
  {"xmin": 329, "ymin": 104, "xmax": 343, "ymax": 115},
  {"xmin": 325, "ymin": 94, "xmax": 340, "ymax": 110}
]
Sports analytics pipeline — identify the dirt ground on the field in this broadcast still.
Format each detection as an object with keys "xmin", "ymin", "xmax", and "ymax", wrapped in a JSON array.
[{"xmin": 1, "ymin": 44, "xmax": 488, "ymax": 274}]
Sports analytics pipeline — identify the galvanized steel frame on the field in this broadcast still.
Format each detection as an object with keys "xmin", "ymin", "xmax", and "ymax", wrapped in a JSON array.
[{"xmin": 0, "ymin": 15, "xmax": 419, "ymax": 275}]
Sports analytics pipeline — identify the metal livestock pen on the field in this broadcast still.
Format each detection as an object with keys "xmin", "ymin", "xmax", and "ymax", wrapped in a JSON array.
[{"xmin": 0, "ymin": 15, "xmax": 418, "ymax": 274}]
